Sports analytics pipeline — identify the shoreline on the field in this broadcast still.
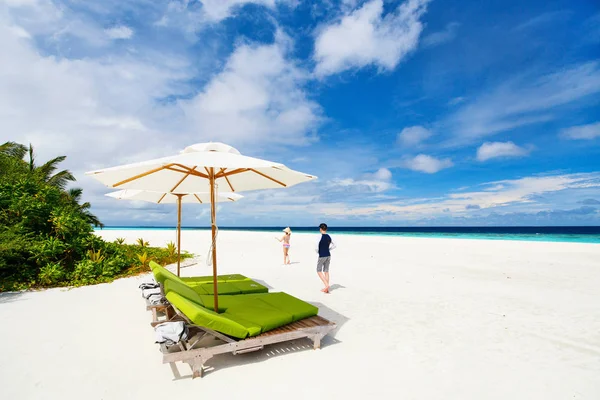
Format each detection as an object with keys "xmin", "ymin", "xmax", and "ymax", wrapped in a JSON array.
[{"xmin": 95, "ymin": 227, "xmax": 600, "ymax": 245}]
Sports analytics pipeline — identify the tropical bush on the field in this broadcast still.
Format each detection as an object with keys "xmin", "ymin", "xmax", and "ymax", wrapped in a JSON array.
[{"xmin": 0, "ymin": 141, "xmax": 191, "ymax": 291}]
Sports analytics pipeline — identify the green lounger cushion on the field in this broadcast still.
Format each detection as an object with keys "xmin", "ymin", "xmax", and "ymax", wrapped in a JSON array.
[
  {"xmin": 224, "ymin": 299, "xmax": 294, "ymax": 333},
  {"xmin": 256, "ymin": 292, "xmax": 318, "ymax": 321},
  {"xmin": 198, "ymin": 292, "xmax": 319, "ymax": 318},
  {"xmin": 150, "ymin": 262, "xmax": 188, "ymax": 285},
  {"xmin": 150, "ymin": 262, "xmax": 263, "ymax": 291},
  {"xmin": 188, "ymin": 279, "xmax": 267, "ymax": 294},
  {"xmin": 186, "ymin": 274, "xmax": 250, "ymax": 283},
  {"xmin": 198, "ymin": 282, "xmax": 242, "ymax": 295},
  {"xmin": 166, "ymin": 291, "xmax": 259, "ymax": 338},
  {"xmin": 198, "ymin": 293, "xmax": 265, "ymax": 313},
  {"xmin": 163, "ymin": 278, "xmax": 205, "ymax": 307},
  {"xmin": 150, "ymin": 262, "xmax": 217, "ymax": 286},
  {"xmin": 230, "ymin": 280, "xmax": 268, "ymax": 294},
  {"xmin": 219, "ymin": 274, "xmax": 251, "ymax": 282},
  {"xmin": 181, "ymin": 273, "xmax": 251, "ymax": 284},
  {"xmin": 151, "ymin": 263, "xmax": 216, "ymax": 287}
]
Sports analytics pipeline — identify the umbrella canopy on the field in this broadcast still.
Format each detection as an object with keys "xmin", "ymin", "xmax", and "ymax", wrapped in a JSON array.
[
  {"xmin": 105, "ymin": 190, "xmax": 243, "ymax": 276},
  {"xmin": 87, "ymin": 142, "xmax": 317, "ymax": 313},
  {"xmin": 106, "ymin": 189, "xmax": 243, "ymax": 204},
  {"xmin": 87, "ymin": 142, "xmax": 316, "ymax": 193}
]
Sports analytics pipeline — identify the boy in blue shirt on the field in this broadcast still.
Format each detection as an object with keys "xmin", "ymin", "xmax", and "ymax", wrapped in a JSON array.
[{"xmin": 315, "ymin": 223, "xmax": 336, "ymax": 293}]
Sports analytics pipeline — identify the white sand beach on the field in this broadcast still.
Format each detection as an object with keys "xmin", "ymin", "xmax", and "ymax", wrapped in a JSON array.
[{"xmin": 1, "ymin": 230, "xmax": 599, "ymax": 399}]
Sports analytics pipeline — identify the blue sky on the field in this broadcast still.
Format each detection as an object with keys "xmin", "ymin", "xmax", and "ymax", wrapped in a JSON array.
[{"xmin": 1, "ymin": 0, "xmax": 599, "ymax": 226}]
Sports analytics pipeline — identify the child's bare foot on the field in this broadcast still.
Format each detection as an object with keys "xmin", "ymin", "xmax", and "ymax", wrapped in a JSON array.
[{"xmin": 321, "ymin": 286, "xmax": 329, "ymax": 293}]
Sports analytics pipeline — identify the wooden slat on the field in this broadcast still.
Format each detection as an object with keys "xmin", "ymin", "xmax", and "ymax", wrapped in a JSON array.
[
  {"xmin": 295, "ymin": 320, "xmax": 310, "ymax": 328},
  {"xmin": 167, "ymin": 164, "xmax": 209, "ymax": 179},
  {"xmin": 113, "ymin": 164, "xmax": 169, "ymax": 187},
  {"xmin": 249, "ymin": 168, "xmax": 286, "ymax": 187},
  {"xmin": 215, "ymin": 168, "xmax": 236, "ymax": 192},
  {"xmin": 218, "ymin": 168, "xmax": 248, "ymax": 178},
  {"xmin": 170, "ymin": 166, "xmax": 198, "ymax": 192},
  {"xmin": 301, "ymin": 318, "xmax": 318, "ymax": 328}
]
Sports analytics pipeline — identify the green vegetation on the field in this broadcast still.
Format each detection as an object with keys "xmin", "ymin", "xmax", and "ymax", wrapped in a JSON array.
[{"xmin": 0, "ymin": 141, "xmax": 191, "ymax": 292}]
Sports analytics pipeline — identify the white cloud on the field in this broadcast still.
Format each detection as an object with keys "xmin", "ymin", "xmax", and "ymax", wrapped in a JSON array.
[
  {"xmin": 155, "ymin": 0, "xmax": 291, "ymax": 29},
  {"xmin": 315, "ymin": 173, "xmax": 600, "ymax": 219},
  {"xmin": 0, "ymin": 10, "xmax": 323, "ymax": 179},
  {"xmin": 476, "ymin": 141, "xmax": 529, "ymax": 161},
  {"xmin": 105, "ymin": 26, "xmax": 134, "ymax": 40},
  {"xmin": 325, "ymin": 168, "xmax": 395, "ymax": 194},
  {"xmin": 1, "ymin": 0, "xmax": 117, "ymax": 48},
  {"xmin": 181, "ymin": 33, "xmax": 322, "ymax": 145},
  {"xmin": 0, "ymin": 19, "xmax": 194, "ymax": 174},
  {"xmin": 397, "ymin": 125, "xmax": 432, "ymax": 147},
  {"xmin": 6, "ymin": 24, "xmax": 31, "ymax": 38},
  {"xmin": 403, "ymin": 154, "xmax": 453, "ymax": 173},
  {"xmin": 200, "ymin": 0, "xmax": 278, "ymax": 22},
  {"xmin": 560, "ymin": 122, "xmax": 600, "ymax": 140},
  {"xmin": 313, "ymin": 0, "xmax": 429, "ymax": 77},
  {"xmin": 422, "ymin": 21, "xmax": 459, "ymax": 47},
  {"xmin": 447, "ymin": 62, "xmax": 600, "ymax": 143},
  {"xmin": 3, "ymin": 0, "xmax": 41, "ymax": 8},
  {"xmin": 327, "ymin": 178, "xmax": 391, "ymax": 193},
  {"xmin": 369, "ymin": 167, "xmax": 392, "ymax": 181}
]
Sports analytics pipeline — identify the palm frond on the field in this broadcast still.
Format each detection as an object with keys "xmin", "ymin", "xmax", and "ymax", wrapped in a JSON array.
[
  {"xmin": 46, "ymin": 169, "xmax": 76, "ymax": 189},
  {"xmin": 28, "ymin": 144, "xmax": 35, "ymax": 171},
  {"xmin": 67, "ymin": 188, "xmax": 83, "ymax": 203},
  {"xmin": 0, "ymin": 142, "xmax": 27, "ymax": 159},
  {"xmin": 38, "ymin": 156, "xmax": 67, "ymax": 181},
  {"xmin": 85, "ymin": 212, "xmax": 104, "ymax": 228}
]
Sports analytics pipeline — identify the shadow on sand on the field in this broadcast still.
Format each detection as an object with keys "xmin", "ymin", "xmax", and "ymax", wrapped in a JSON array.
[
  {"xmin": 252, "ymin": 279, "xmax": 274, "ymax": 290},
  {"xmin": 0, "ymin": 291, "xmax": 25, "ymax": 304},
  {"xmin": 308, "ymin": 302, "xmax": 349, "ymax": 342},
  {"xmin": 327, "ymin": 284, "xmax": 346, "ymax": 293},
  {"xmin": 172, "ymin": 302, "xmax": 349, "ymax": 380}
]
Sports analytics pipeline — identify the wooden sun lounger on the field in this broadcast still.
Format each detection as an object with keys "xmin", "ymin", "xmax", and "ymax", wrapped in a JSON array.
[
  {"xmin": 145, "ymin": 298, "xmax": 174, "ymax": 324},
  {"xmin": 158, "ymin": 305, "xmax": 336, "ymax": 378},
  {"xmin": 143, "ymin": 284, "xmax": 173, "ymax": 324}
]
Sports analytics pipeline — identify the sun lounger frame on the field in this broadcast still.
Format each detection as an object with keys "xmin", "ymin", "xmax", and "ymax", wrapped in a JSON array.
[{"xmin": 158, "ymin": 304, "xmax": 336, "ymax": 378}]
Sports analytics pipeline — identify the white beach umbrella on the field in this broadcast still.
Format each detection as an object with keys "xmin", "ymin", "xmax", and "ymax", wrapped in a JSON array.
[
  {"xmin": 106, "ymin": 190, "xmax": 243, "ymax": 276},
  {"xmin": 87, "ymin": 142, "xmax": 316, "ymax": 312}
]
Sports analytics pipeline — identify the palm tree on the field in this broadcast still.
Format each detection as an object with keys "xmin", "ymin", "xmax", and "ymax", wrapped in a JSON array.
[
  {"xmin": 66, "ymin": 188, "xmax": 104, "ymax": 228},
  {"xmin": 27, "ymin": 144, "xmax": 76, "ymax": 189},
  {"xmin": 1, "ymin": 141, "xmax": 103, "ymax": 228}
]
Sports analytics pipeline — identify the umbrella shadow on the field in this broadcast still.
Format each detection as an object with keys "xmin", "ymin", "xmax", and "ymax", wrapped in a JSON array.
[
  {"xmin": 307, "ymin": 302, "xmax": 349, "ymax": 342},
  {"xmin": 0, "ymin": 291, "xmax": 25, "ymax": 304}
]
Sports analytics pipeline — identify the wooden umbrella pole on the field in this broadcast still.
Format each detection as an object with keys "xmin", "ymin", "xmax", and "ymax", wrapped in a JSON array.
[
  {"xmin": 176, "ymin": 194, "xmax": 183, "ymax": 277},
  {"xmin": 210, "ymin": 168, "xmax": 219, "ymax": 313}
]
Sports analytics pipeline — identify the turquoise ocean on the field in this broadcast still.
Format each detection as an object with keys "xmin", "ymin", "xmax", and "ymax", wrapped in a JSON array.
[{"xmin": 97, "ymin": 226, "xmax": 600, "ymax": 244}]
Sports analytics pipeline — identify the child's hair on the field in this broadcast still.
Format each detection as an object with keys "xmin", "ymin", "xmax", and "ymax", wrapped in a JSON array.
[{"xmin": 319, "ymin": 223, "xmax": 328, "ymax": 231}]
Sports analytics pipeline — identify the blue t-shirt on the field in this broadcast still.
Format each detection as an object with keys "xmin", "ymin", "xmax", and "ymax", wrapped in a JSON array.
[{"xmin": 318, "ymin": 234, "xmax": 332, "ymax": 258}]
